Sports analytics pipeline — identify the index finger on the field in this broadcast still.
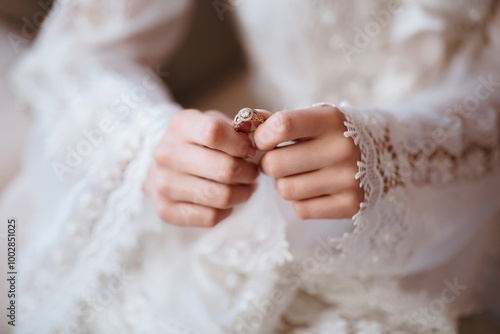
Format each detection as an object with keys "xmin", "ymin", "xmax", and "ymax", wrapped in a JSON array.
[
  {"xmin": 253, "ymin": 105, "xmax": 339, "ymax": 151},
  {"xmin": 174, "ymin": 109, "xmax": 255, "ymax": 158}
]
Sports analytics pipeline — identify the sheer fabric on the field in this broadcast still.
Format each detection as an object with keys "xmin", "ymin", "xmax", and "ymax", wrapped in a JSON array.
[{"xmin": 9, "ymin": 0, "xmax": 500, "ymax": 333}]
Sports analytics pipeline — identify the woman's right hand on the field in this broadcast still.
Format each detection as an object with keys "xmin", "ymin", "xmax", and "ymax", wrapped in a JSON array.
[{"xmin": 145, "ymin": 109, "xmax": 259, "ymax": 227}]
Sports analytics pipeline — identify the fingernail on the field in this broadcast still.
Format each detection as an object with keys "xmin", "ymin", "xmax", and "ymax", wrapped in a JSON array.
[{"xmin": 246, "ymin": 147, "xmax": 257, "ymax": 159}]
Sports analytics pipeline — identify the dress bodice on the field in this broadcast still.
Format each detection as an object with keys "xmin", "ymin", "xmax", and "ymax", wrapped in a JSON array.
[{"xmin": 235, "ymin": 0, "xmax": 495, "ymax": 107}]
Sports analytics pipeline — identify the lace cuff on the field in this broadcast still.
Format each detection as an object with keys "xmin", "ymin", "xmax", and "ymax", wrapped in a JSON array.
[{"xmin": 311, "ymin": 97, "xmax": 500, "ymax": 276}]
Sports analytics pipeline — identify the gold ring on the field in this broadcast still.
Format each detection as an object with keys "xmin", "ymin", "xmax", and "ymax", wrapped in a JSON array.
[{"xmin": 233, "ymin": 108, "xmax": 264, "ymax": 132}]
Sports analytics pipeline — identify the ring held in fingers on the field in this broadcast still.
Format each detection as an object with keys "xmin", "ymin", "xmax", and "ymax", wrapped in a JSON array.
[{"xmin": 233, "ymin": 108, "xmax": 264, "ymax": 133}]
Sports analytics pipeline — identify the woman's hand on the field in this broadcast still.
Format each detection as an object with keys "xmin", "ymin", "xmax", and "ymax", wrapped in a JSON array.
[
  {"xmin": 254, "ymin": 105, "xmax": 363, "ymax": 220},
  {"xmin": 145, "ymin": 109, "xmax": 259, "ymax": 227}
]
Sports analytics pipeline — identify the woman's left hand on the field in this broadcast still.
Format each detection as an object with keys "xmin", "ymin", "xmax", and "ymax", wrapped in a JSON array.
[{"xmin": 253, "ymin": 105, "xmax": 363, "ymax": 220}]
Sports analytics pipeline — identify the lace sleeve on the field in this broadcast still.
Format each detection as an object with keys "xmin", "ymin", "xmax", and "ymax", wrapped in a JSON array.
[
  {"xmin": 319, "ymin": 16, "xmax": 500, "ymax": 277},
  {"xmin": 9, "ymin": 0, "xmax": 193, "ymax": 332}
]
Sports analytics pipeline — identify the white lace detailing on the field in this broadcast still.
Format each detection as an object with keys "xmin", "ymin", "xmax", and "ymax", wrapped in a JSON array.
[
  {"xmin": 9, "ymin": 0, "xmax": 189, "ymax": 331},
  {"xmin": 10, "ymin": 0, "xmax": 500, "ymax": 331},
  {"xmin": 343, "ymin": 105, "xmax": 499, "ymax": 190},
  {"xmin": 313, "ymin": 101, "xmax": 500, "ymax": 275},
  {"xmin": 17, "ymin": 105, "xmax": 171, "ymax": 333}
]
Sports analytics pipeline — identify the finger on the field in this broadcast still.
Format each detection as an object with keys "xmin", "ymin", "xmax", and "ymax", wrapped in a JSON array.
[
  {"xmin": 204, "ymin": 110, "xmax": 231, "ymax": 120},
  {"xmin": 158, "ymin": 171, "xmax": 255, "ymax": 209},
  {"xmin": 254, "ymin": 105, "xmax": 340, "ymax": 151},
  {"xmin": 204, "ymin": 110, "xmax": 239, "ymax": 126},
  {"xmin": 275, "ymin": 166, "xmax": 359, "ymax": 201},
  {"xmin": 173, "ymin": 109, "xmax": 255, "ymax": 158},
  {"xmin": 292, "ymin": 188, "xmax": 364, "ymax": 220},
  {"xmin": 155, "ymin": 198, "xmax": 232, "ymax": 227},
  {"xmin": 155, "ymin": 143, "xmax": 259, "ymax": 184},
  {"xmin": 260, "ymin": 136, "xmax": 348, "ymax": 178}
]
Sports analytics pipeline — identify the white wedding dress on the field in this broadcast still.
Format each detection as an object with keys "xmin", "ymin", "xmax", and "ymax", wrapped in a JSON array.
[{"xmin": 7, "ymin": 0, "xmax": 500, "ymax": 333}]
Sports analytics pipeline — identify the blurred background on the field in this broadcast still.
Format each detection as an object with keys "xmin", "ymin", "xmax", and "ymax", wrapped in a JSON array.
[{"xmin": 0, "ymin": 1, "xmax": 499, "ymax": 332}]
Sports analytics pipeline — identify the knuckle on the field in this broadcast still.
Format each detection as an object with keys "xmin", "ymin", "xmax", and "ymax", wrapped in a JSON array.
[
  {"xmin": 156, "ymin": 176, "xmax": 171, "ymax": 196},
  {"xmin": 203, "ymin": 118, "xmax": 224, "ymax": 147},
  {"xmin": 199, "ymin": 181, "xmax": 218, "ymax": 203},
  {"xmin": 154, "ymin": 144, "xmax": 175, "ymax": 167},
  {"xmin": 214, "ymin": 184, "xmax": 233, "ymax": 209},
  {"xmin": 153, "ymin": 144, "xmax": 167, "ymax": 165},
  {"xmin": 227, "ymin": 158, "xmax": 242, "ymax": 178},
  {"xmin": 156, "ymin": 181, "xmax": 168, "ymax": 196},
  {"xmin": 292, "ymin": 201, "xmax": 310, "ymax": 220},
  {"xmin": 276, "ymin": 179, "xmax": 295, "ymax": 201},
  {"xmin": 219, "ymin": 157, "xmax": 242, "ymax": 182}
]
